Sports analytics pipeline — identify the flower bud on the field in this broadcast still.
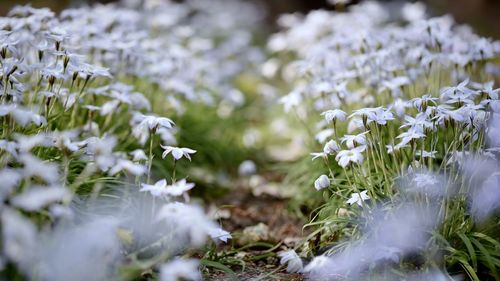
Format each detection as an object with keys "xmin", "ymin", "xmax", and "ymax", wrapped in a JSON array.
[{"xmin": 314, "ymin": 174, "xmax": 330, "ymax": 191}]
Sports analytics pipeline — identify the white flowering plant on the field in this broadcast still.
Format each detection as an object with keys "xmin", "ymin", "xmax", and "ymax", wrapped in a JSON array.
[
  {"xmin": 0, "ymin": 1, "xmax": 265, "ymax": 280},
  {"xmin": 1, "ymin": 1, "xmax": 500, "ymax": 280},
  {"xmin": 271, "ymin": 1, "xmax": 500, "ymax": 280}
]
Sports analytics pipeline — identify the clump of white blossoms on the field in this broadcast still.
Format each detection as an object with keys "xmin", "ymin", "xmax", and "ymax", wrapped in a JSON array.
[
  {"xmin": 270, "ymin": 1, "xmax": 500, "ymax": 279},
  {"xmin": 0, "ymin": 0, "xmax": 259, "ymax": 279}
]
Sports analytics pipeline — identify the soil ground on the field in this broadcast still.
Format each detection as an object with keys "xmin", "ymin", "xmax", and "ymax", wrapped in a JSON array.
[{"xmin": 205, "ymin": 179, "xmax": 307, "ymax": 280}]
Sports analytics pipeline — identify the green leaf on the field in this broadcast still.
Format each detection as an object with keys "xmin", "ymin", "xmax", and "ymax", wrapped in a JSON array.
[
  {"xmin": 471, "ymin": 237, "xmax": 499, "ymax": 280},
  {"xmin": 458, "ymin": 233, "xmax": 477, "ymax": 271},
  {"xmin": 457, "ymin": 257, "xmax": 480, "ymax": 281},
  {"xmin": 200, "ymin": 259, "xmax": 237, "ymax": 278}
]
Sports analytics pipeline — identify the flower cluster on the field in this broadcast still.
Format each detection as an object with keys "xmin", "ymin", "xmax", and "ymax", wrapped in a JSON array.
[
  {"xmin": 0, "ymin": 0, "xmax": 258, "ymax": 279},
  {"xmin": 272, "ymin": 1, "xmax": 500, "ymax": 279}
]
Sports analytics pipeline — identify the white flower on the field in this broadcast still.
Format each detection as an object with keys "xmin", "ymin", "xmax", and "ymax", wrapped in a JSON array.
[
  {"xmin": 160, "ymin": 259, "xmax": 201, "ymax": 281},
  {"xmin": 142, "ymin": 115, "xmax": 175, "ymax": 130},
  {"xmin": 140, "ymin": 179, "xmax": 167, "ymax": 197},
  {"xmin": 340, "ymin": 132, "xmax": 368, "ymax": 149},
  {"xmin": 1, "ymin": 208, "xmax": 37, "ymax": 266},
  {"xmin": 371, "ymin": 108, "xmax": 394, "ymax": 125},
  {"xmin": 161, "ymin": 145, "xmax": 196, "ymax": 161},
  {"xmin": 303, "ymin": 255, "xmax": 331, "ymax": 273},
  {"xmin": 401, "ymin": 112, "xmax": 433, "ymax": 131},
  {"xmin": 323, "ymin": 139, "xmax": 340, "ymax": 154},
  {"xmin": 130, "ymin": 149, "xmax": 148, "ymax": 161},
  {"xmin": 402, "ymin": 2, "xmax": 426, "ymax": 22},
  {"xmin": 0, "ymin": 169, "xmax": 22, "ymax": 196},
  {"xmin": 20, "ymin": 154, "xmax": 59, "ymax": 184},
  {"xmin": 314, "ymin": 174, "xmax": 330, "ymax": 191},
  {"xmin": 238, "ymin": 160, "xmax": 257, "ymax": 176},
  {"xmin": 15, "ymin": 133, "xmax": 52, "ymax": 152},
  {"xmin": 100, "ymin": 100, "xmax": 120, "ymax": 116},
  {"xmin": 310, "ymin": 152, "xmax": 327, "ymax": 161},
  {"xmin": 278, "ymin": 250, "xmax": 303, "ymax": 273},
  {"xmin": 328, "ymin": 0, "xmax": 351, "ymax": 5},
  {"xmin": 0, "ymin": 105, "xmax": 46, "ymax": 127},
  {"xmin": 440, "ymin": 79, "xmax": 476, "ymax": 101},
  {"xmin": 315, "ymin": 129, "xmax": 334, "ymax": 143},
  {"xmin": 391, "ymin": 98, "xmax": 409, "ymax": 117},
  {"xmin": 83, "ymin": 136, "xmax": 117, "ymax": 172},
  {"xmin": 321, "ymin": 109, "xmax": 347, "ymax": 123},
  {"xmin": 347, "ymin": 117, "xmax": 364, "ymax": 133},
  {"xmin": 166, "ymin": 179, "xmax": 195, "ymax": 197},
  {"xmin": 52, "ymin": 132, "xmax": 81, "ymax": 152},
  {"xmin": 416, "ymin": 150, "xmax": 437, "ymax": 158},
  {"xmin": 335, "ymin": 146, "xmax": 365, "ymax": 168},
  {"xmin": 479, "ymin": 81, "xmax": 499, "ymax": 100},
  {"xmin": 279, "ymin": 90, "xmax": 302, "ymax": 113},
  {"xmin": 131, "ymin": 113, "xmax": 175, "ymax": 141},
  {"xmin": 11, "ymin": 185, "xmax": 68, "ymax": 211},
  {"xmin": 208, "ymin": 227, "xmax": 232, "ymax": 243},
  {"xmin": 109, "ymin": 159, "xmax": 146, "ymax": 176},
  {"xmin": 396, "ymin": 128, "xmax": 426, "ymax": 146},
  {"xmin": 156, "ymin": 202, "xmax": 216, "ymax": 247},
  {"xmin": 410, "ymin": 94, "xmax": 438, "ymax": 109},
  {"xmin": 412, "ymin": 173, "xmax": 440, "ymax": 188},
  {"xmin": 470, "ymin": 172, "xmax": 500, "ymax": 221},
  {"xmin": 0, "ymin": 140, "xmax": 19, "ymax": 158},
  {"xmin": 346, "ymin": 190, "xmax": 370, "ymax": 206},
  {"xmin": 380, "ymin": 76, "xmax": 410, "ymax": 97}
]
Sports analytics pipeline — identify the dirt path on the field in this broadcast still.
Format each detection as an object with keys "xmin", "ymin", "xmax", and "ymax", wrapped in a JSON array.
[{"xmin": 205, "ymin": 178, "xmax": 307, "ymax": 280}]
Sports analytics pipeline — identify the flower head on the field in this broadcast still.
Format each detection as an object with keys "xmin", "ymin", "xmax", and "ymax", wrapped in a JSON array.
[
  {"xmin": 161, "ymin": 145, "xmax": 196, "ymax": 161},
  {"xmin": 324, "ymin": 139, "xmax": 340, "ymax": 154},
  {"xmin": 279, "ymin": 250, "xmax": 303, "ymax": 273},
  {"xmin": 346, "ymin": 190, "xmax": 370, "ymax": 206},
  {"xmin": 314, "ymin": 174, "xmax": 330, "ymax": 191},
  {"xmin": 166, "ymin": 179, "xmax": 195, "ymax": 197},
  {"xmin": 321, "ymin": 109, "xmax": 347, "ymax": 123},
  {"xmin": 140, "ymin": 179, "xmax": 167, "ymax": 197}
]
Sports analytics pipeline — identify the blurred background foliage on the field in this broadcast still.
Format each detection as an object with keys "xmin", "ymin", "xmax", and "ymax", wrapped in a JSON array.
[{"xmin": 1, "ymin": 0, "xmax": 499, "ymax": 38}]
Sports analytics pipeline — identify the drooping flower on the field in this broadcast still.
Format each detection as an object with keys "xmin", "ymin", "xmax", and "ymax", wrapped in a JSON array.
[
  {"xmin": 314, "ymin": 174, "xmax": 330, "ymax": 191},
  {"xmin": 323, "ymin": 139, "xmax": 340, "ymax": 154},
  {"xmin": 208, "ymin": 227, "xmax": 232, "ymax": 243},
  {"xmin": 278, "ymin": 250, "xmax": 303, "ymax": 273}
]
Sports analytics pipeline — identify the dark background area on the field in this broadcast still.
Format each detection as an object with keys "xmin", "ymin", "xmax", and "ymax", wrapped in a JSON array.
[{"xmin": 1, "ymin": 0, "xmax": 499, "ymax": 38}]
